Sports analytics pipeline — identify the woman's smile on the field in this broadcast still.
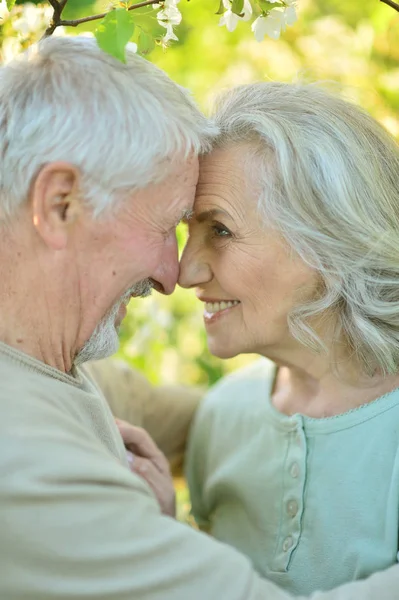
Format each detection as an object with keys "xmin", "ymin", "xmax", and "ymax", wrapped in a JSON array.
[{"xmin": 202, "ymin": 299, "xmax": 241, "ymax": 324}]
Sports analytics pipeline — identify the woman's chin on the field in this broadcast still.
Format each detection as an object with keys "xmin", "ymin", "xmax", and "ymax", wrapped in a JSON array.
[{"xmin": 208, "ymin": 340, "xmax": 239, "ymax": 360}]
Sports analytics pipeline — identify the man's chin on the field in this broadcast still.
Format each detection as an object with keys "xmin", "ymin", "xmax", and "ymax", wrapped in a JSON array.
[{"xmin": 75, "ymin": 325, "xmax": 121, "ymax": 366}]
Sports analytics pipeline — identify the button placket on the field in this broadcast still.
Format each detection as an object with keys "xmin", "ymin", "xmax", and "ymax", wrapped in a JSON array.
[
  {"xmin": 282, "ymin": 536, "xmax": 293, "ymax": 552},
  {"xmin": 272, "ymin": 418, "xmax": 306, "ymax": 572}
]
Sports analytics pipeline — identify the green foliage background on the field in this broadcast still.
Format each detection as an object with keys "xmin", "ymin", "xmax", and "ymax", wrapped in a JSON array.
[{"xmin": 9, "ymin": 0, "xmax": 399, "ymax": 388}]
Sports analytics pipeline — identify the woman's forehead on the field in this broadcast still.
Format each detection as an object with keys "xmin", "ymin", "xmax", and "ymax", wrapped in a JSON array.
[{"xmin": 196, "ymin": 147, "xmax": 258, "ymax": 215}]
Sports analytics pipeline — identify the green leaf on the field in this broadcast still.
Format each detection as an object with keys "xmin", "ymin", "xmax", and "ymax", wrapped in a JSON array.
[
  {"xmin": 231, "ymin": 0, "xmax": 244, "ymax": 16},
  {"xmin": 137, "ymin": 29, "xmax": 155, "ymax": 56},
  {"xmin": 95, "ymin": 8, "xmax": 135, "ymax": 64},
  {"xmin": 257, "ymin": 0, "xmax": 282, "ymax": 11},
  {"xmin": 215, "ymin": 0, "xmax": 225, "ymax": 15},
  {"xmin": 6, "ymin": 0, "xmax": 16, "ymax": 10}
]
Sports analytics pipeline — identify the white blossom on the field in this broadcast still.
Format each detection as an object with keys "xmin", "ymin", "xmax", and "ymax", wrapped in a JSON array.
[
  {"xmin": 2, "ymin": 36, "xmax": 21, "ymax": 63},
  {"xmin": 251, "ymin": 2, "xmax": 298, "ymax": 42},
  {"xmin": 219, "ymin": 0, "xmax": 252, "ymax": 33},
  {"xmin": 162, "ymin": 22, "xmax": 179, "ymax": 43},
  {"xmin": 283, "ymin": 4, "xmax": 297, "ymax": 26},
  {"xmin": 12, "ymin": 2, "xmax": 53, "ymax": 37},
  {"xmin": 0, "ymin": 0, "xmax": 9, "ymax": 23},
  {"xmin": 126, "ymin": 41, "xmax": 138, "ymax": 53},
  {"xmin": 156, "ymin": 0, "xmax": 182, "ymax": 43}
]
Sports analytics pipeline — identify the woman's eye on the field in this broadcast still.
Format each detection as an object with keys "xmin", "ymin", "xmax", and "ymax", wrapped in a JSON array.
[{"xmin": 211, "ymin": 223, "xmax": 231, "ymax": 238}]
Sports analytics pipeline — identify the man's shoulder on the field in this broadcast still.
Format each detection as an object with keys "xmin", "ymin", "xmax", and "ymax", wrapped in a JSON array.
[
  {"xmin": 0, "ymin": 358, "xmax": 96, "ymax": 419},
  {"xmin": 0, "ymin": 355, "xmax": 122, "ymax": 458}
]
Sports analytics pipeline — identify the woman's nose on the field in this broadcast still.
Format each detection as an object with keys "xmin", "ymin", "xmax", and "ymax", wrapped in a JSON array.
[{"xmin": 178, "ymin": 239, "xmax": 212, "ymax": 289}]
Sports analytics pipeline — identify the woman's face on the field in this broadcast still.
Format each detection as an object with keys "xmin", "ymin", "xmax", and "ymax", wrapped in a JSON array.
[{"xmin": 179, "ymin": 145, "xmax": 319, "ymax": 360}]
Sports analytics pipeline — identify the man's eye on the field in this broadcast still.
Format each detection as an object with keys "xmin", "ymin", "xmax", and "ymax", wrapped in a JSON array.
[{"xmin": 211, "ymin": 222, "xmax": 231, "ymax": 238}]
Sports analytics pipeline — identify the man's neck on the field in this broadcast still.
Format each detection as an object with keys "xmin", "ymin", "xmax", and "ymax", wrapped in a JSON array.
[
  {"xmin": 0, "ymin": 313, "xmax": 75, "ymax": 373},
  {"xmin": 0, "ymin": 224, "xmax": 78, "ymax": 373}
]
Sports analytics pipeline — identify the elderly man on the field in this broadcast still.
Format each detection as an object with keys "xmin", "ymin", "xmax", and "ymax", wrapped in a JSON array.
[{"xmin": 0, "ymin": 35, "xmax": 397, "ymax": 600}]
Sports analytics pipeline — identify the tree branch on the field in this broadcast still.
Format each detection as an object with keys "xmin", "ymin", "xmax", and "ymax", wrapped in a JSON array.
[
  {"xmin": 43, "ymin": 0, "xmax": 69, "ymax": 37},
  {"xmin": 380, "ymin": 0, "xmax": 399, "ymax": 12},
  {"xmin": 43, "ymin": 0, "xmax": 161, "ymax": 38}
]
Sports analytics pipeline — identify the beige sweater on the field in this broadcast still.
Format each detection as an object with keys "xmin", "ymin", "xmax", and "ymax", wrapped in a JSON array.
[
  {"xmin": 84, "ymin": 357, "xmax": 202, "ymax": 475},
  {"xmin": 1, "ymin": 341, "xmax": 398, "ymax": 600}
]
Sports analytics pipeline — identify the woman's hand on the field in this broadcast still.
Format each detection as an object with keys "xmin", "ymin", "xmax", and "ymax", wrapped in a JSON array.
[{"xmin": 115, "ymin": 418, "xmax": 176, "ymax": 518}]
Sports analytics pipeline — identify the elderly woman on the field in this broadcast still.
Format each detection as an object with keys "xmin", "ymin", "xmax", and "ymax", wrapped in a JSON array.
[{"xmin": 176, "ymin": 83, "xmax": 399, "ymax": 596}]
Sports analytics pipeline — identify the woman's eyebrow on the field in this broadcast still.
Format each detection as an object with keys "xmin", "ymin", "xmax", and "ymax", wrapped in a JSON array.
[{"xmin": 194, "ymin": 208, "xmax": 231, "ymax": 223}]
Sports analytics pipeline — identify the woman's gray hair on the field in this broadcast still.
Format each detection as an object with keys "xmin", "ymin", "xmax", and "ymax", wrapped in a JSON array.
[
  {"xmin": 0, "ymin": 36, "xmax": 217, "ymax": 217},
  {"xmin": 212, "ymin": 82, "xmax": 399, "ymax": 376}
]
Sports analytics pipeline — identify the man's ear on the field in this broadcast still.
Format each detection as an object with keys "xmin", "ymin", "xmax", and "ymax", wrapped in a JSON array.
[{"xmin": 31, "ymin": 162, "xmax": 83, "ymax": 250}]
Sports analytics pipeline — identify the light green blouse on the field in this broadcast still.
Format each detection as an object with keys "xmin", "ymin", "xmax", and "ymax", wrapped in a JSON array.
[{"xmin": 186, "ymin": 359, "xmax": 399, "ymax": 596}]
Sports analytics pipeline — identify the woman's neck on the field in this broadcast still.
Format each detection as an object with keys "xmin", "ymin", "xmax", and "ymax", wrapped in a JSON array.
[{"xmin": 270, "ymin": 364, "xmax": 399, "ymax": 418}]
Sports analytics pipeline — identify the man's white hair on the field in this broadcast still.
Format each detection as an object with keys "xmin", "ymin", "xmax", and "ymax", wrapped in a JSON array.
[
  {"xmin": 212, "ymin": 82, "xmax": 399, "ymax": 376},
  {"xmin": 0, "ymin": 36, "xmax": 217, "ymax": 217}
]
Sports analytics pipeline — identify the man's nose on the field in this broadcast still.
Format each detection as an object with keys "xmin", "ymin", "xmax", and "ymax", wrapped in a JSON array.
[
  {"xmin": 178, "ymin": 238, "xmax": 211, "ymax": 289},
  {"xmin": 151, "ymin": 233, "xmax": 179, "ymax": 296}
]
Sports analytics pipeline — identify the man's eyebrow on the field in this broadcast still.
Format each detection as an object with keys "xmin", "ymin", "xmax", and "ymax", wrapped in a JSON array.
[
  {"xmin": 181, "ymin": 208, "xmax": 194, "ymax": 221},
  {"xmin": 180, "ymin": 208, "xmax": 194, "ymax": 224}
]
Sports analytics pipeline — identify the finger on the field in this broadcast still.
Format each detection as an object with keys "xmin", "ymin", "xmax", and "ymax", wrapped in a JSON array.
[
  {"xmin": 131, "ymin": 456, "xmax": 176, "ymax": 518},
  {"xmin": 116, "ymin": 421, "xmax": 169, "ymax": 473},
  {"xmin": 116, "ymin": 421, "xmax": 160, "ymax": 458},
  {"xmin": 132, "ymin": 456, "xmax": 165, "ymax": 491}
]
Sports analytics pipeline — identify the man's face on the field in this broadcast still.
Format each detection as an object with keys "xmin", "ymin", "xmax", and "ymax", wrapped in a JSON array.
[{"xmin": 74, "ymin": 154, "xmax": 199, "ymax": 363}]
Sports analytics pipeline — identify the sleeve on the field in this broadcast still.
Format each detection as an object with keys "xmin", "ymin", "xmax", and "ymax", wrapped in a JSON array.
[
  {"xmin": 1, "ymin": 422, "xmax": 287, "ymax": 600},
  {"xmin": 85, "ymin": 358, "xmax": 203, "ymax": 475}
]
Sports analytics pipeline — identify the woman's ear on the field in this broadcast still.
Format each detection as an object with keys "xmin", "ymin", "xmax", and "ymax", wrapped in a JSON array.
[{"xmin": 31, "ymin": 161, "xmax": 83, "ymax": 250}]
